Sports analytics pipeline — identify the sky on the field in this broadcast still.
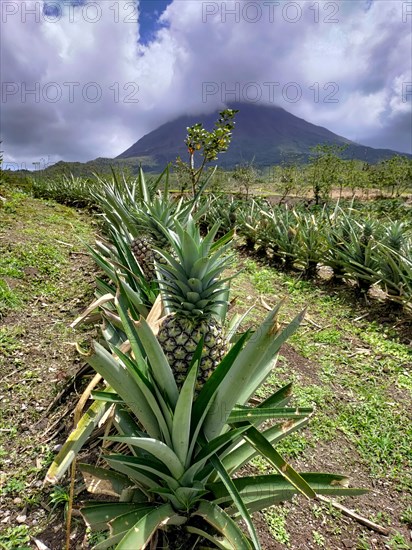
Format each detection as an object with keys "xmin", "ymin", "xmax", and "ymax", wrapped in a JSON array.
[{"xmin": 1, "ymin": 0, "xmax": 411, "ymax": 169}]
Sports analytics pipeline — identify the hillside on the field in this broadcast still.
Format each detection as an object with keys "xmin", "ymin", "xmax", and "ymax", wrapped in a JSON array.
[{"xmin": 116, "ymin": 102, "xmax": 406, "ymax": 170}]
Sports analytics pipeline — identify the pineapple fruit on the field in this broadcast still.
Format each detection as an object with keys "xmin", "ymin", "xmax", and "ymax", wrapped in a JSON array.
[
  {"xmin": 131, "ymin": 233, "xmax": 167, "ymax": 280},
  {"xmin": 130, "ymin": 195, "xmax": 190, "ymax": 280},
  {"xmin": 155, "ymin": 218, "xmax": 232, "ymax": 390}
]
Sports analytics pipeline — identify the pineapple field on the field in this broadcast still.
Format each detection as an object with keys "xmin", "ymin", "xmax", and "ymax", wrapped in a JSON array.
[{"xmin": 1, "ymin": 121, "xmax": 411, "ymax": 550}]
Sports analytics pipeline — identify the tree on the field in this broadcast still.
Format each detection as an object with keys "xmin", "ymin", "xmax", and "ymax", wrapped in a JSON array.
[
  {"xmin": 177, "ymin": 109, "xmax": 238, "ymax": 198},
  {"xmin": 371, "ymin": 156, "xmax": 412, "ymax": 197},
  {"xmin": 232, "ymin": 162, "xmax": 258, "ymax": 199},
  {"xmin": 342, "ymin": 160, "xmax": 371, "ymax": 198},
  {"xmin": 308, "ymin": 144, "xmax": 347, "ymax": 204},
  {"xmin": 276, "ymin": 155, "xmax": 304, "ymax": 201}
]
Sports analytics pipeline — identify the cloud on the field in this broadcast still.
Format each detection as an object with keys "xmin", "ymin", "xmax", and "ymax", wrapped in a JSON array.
[{"xmin": 1, "ymin": 0, "xmax": 411, "ymax": 169}]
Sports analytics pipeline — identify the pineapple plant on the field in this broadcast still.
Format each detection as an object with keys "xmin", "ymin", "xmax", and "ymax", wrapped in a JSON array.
[
  {"xmin": 130, "ymin": 192, "xmax": 207, "ymax": 281},
  {"xmin": 294, "ymin": 209, "xmax": 327, "ymax": 280},
  {"xmin": 155, "ymin": 217, "xmax": 233, "ymax": 390},
  {"xmin": 130, "ymin": 195, "xmax": 177, "ymax": 280},
  {"xmin": 46, "ymin": 275, "xmax": 366, "ymax": 549}
]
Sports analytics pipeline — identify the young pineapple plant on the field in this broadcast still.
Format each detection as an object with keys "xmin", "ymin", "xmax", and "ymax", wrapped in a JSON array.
[
  {"xmin": 294, "ymin": 209, "xmax": 327, "ymax": 279},
  {"xmin": 335, "ymin": 217, "xmax": 381, "ymax": 296},
  {"xmin": 261, "ymin": 205, "xmax": 299, "ymax": 270},
  {"xmin": 236, "ymin": 199, "xmax": 266, "ymax": 251},
  {"xmin": 323, "ymin": 207, "xmax": 353, "ymax": 284},
  {"xmin": 198, "ymin": 194, "xmax": 238, "ymax": 236},
  {"xmin": 377, "ymin": 221, "xmax": 410, "ymax": 300},
  {"xmin": 375, "ymin": 224, "xmax": 412, "ymax": 309},
  {"xmin": 91, "ymin": 166, "xmax": 163, "ymax": 238},
  {"xmin": 155, "ymin": 217, "xmax": 233, "ymax": 390}
]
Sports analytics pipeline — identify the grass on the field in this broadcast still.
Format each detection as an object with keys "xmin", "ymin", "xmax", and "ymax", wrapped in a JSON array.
[
  {"xmin": 0, "ymin": 525, "xmax": 31, "ymax": 549},
  {"xmin": 0, "ymin": 189, "xmax": 95, "ymax": 319},
  {"xmin": 1, "ymin": 182, "xmax": 411, "ymax": 548},
  {"xmin": 231, "ymin": 254, "xmax": 412, "ymax": 545},
  {"xmin": 231, "ymin": 254, "xmax": 412, "ymax": 496},
  {"xmin": 239, "ymin": 257, "xmax": 412, "ymax": 487},
  {"xmin": 0, "ymin": 326, "xmax": 23, "ymax": 356},
  {"xmin": 0, "ymin": 186, "xmax": 98, "ymax": 545}
]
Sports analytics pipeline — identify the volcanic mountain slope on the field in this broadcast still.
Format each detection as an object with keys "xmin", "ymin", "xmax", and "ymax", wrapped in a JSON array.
[{"xmin": 116, "ymin": 102, "xmax": 405, "ymax": 169}]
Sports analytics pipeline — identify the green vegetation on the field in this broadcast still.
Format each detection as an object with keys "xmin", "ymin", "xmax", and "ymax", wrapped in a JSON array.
[
  {"xmin": 0, "ymin": 184, "xmax": 99, "ymax": 547},
  {"xmin": 44, "ymin": 167, "xmax": 364, "ymax": 549},
  {"xmin": 0, "ymin": 525, "xmax": 31, "ymax": 550},
  {"xmin": 237, "ymin": 257, "xmax": 412, "ymax": 490},
  {"xmin": 264, "ymin": 506, "xmax": 290, "ymax": 545},
  {"xmin": 199, "ymin": 197, "xmax": 412, "ymax": 312},
  {"xmin": 0, "ymin": 188, "xmax": 95, "ymax": 320},
  {"xmin": 1, "ymin": 131, "xmax": 411, "ymax": 548}
]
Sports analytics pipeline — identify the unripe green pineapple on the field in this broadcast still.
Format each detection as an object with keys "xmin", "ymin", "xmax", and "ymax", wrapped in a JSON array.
[
  {"xmin": 155, "ymin": 218, "xmax": 233, "ymax": 391},
  {"xmin": 130, "ymin": 194, "xmax": 192, "ymax": 281},
  {"xmin": 131, "ymin": 235, "xmax": 158, "ymax": 279}
]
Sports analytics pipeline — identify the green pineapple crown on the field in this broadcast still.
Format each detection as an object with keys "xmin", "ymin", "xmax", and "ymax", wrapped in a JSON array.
[
  {"xmin": 133, "ymin": 194, "xmax": 183, "ymax": 244},
  {"xmin": 155, "ymin": 217, "xmax": 234, "ymax": 320},
  {"xmin": 384, "ymin": 221, "xmax": 408, "ymax": 252},
  {"xmin": 133, "ymin": 192, "xmax": 209, "ymax": 245}
]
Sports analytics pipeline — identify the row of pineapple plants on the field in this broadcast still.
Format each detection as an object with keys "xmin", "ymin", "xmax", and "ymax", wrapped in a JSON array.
[
  {"xmin": 44, "ymin": 114, "xmax": 365, "ymax": 549},
  {"xmin": 199, "ymin": 195, "xmax": 412, "ymax": 312}
]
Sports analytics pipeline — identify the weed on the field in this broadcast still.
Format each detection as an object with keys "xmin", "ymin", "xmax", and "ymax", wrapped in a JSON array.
[
  {"xmin": 370, "ymin": 511, "xmax": 392, "ymax": 525},
  {"xmin": 0, "ymin": 327, "xmax": 22, "ymax": 356},
  {"xmin": 0, "ymin": 477, "xmax": 26, "ymax": 496},
  {"xmin": 85, "ymin": 528, "xmax": 110, "ymax": 547},
  {"xmin": 400, "ymin": 506, "xmax": 412, "ymax": 526},
  {"xmin": 0, "ymin": 525, "xmax": 30, "ymax": 549},
  {"xmin": 276, "ymin": 432, "xmax": 309, "ymax": 458},
  {"xmin": 312, "ymin": 328, "xmax": 342, "ymax": 345},
  {"xmin": 251, "ymin": 455, "xmax": 271, "ymax": 474},
  {"xmin": 356, "ymin": 534, "xmax": 371, "ymax": 550},
  {"xmin": 0, "ymin": 279, "xmax": 23, "ymax": 317},
  {"xmin": 396, "ymin": 373, "xmax": 412, "ymax": 391},
  {"xmin": 387, "ymin": 532, "xmax": 411, "ymax": 549},
  {"xmin": 312, "ymin": 530, "xmax": 326, "ymax": 546},
  {"xmin": 264, "ymin": 506, "xmax": 290, "ymax": 545},
  {"xmin": 49, "ymin": 485, "xmax": 70, "ymax": 517}
]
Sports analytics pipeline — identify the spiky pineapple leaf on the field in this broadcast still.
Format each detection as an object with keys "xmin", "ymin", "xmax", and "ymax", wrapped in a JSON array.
[
  {"xmin": 112, "ymin": 345, "xmax": 173, "ymax": 446},
  {"xmin": 81, "ymin": 502, "xmax": 148, "ymax": 531},
  {"xmin": 45, "ymin": 399, "xmax": 112, "ymax": 484},
  {"xmin": 102, "ymin": 455, "xmax": 160, "ymax": 490},
  {"xmin": 78, "ymin": 463, "xmax": 133, "ymax": 498},
  {"xmin": 193, "ymin": 500, "xmax": 253, "ymax": 550},
  {"xmin": 91, "ymin": 391, "xmax": 123, "ymax": 403},
  {"xmin": 172, "ymin": 341, "xmax": 201, "ymax": 466},
  {"xmin": 133, "ymin": 316, "xmax": 179, "ymax": 408},
  {"xmin": 186, "ymin": 526, "xmax": 232, "ymax": 550},
  {"xmin": 181, "ymin": 426, "xmax": 250, "ymax": 486},
  {"xmin": 222, "ymin": 417, "xmax": 309, "ymax": 476},
  {"xmin": 116, "ymin": 503, "xmax": 175, "ymax": 550},
  {"xmin": 245, "ymin": 426, "xmax": 316, "ymax": 499},
  {"xmin": 87, "ymin": 341, "xmax": 161, "ymax": 439},
  {"xmin": 228, "ymin": 406, "xmax": 313, "ymax": 423},
  {"xmin": 205, "ymin": 453, "xmax": 261, "ymax": 550},
  {"xmin": 104, "ymin": 437, "xmax": 184, "ymax": 480}
]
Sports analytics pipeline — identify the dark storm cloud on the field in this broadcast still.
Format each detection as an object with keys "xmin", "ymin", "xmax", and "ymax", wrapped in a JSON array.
[{"xmin": 1, "ymin": 0, "xmax": 411, "ymax": 167}]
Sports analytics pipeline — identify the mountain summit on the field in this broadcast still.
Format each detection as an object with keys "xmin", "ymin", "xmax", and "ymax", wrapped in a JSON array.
[{"xmin": 116, "ymin": 102, "xmax": 404, "ymax": 168}]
